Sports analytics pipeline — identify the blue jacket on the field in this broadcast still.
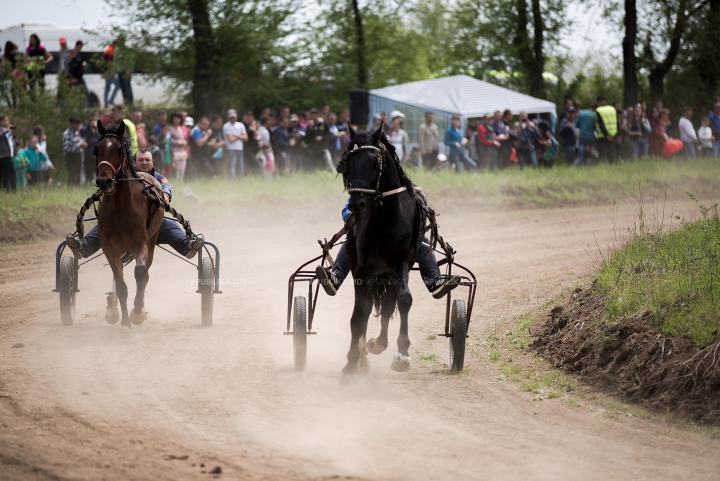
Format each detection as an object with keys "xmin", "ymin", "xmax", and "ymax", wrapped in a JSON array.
[
  {"xmin": 342, "ymin": 199, "xmax": 351, "ymax": 222},
  {"xmin": 444, "ymin": 126, "xmax": 465, "ymax": 155},
  {"xmin": 151, "ymin": 168, "xmax": 172, "ymax": 202}
]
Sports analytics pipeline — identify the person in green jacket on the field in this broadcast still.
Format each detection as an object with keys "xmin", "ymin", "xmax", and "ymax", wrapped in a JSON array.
[
  {"xmin": 12, "ymin": 138, "xmax": 28, "ymax": 189},
  {"xmin": 24, "ymin": 135, "xmax": 48, "ymax": 185},
  {"xmin": 111, "ymin": 105, "xmax": 139, "ymax": 155}
]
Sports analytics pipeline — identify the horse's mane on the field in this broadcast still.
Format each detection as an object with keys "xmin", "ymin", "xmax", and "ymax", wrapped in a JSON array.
[
  {"xmin": 344, "ymin": 129, "xmax": 414, "ymax": 191},
  {"xmin": 104, "ymin": 122, "xmax": 140, "ymax": 178}
]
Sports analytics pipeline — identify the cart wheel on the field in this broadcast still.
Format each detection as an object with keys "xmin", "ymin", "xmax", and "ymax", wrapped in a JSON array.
[
  {"xmin": 59, "ymin": 256, "xmax": 76, "ymax": 326},
  {"xmin": 449, "ymin": 299, "xmax": 467, "ymax": 371},
  {"xmin": 200, "ymin": 256, "xmax": 215, "ymax": 327},
  {"xmin": 293, "ymin": 296, "xmax": 307, "ymax": 371}
]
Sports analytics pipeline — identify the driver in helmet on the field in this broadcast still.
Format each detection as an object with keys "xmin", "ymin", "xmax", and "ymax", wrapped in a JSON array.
[
  {"xmin": 65, "ymin": 149, "xmax": 203, "ymax": 259},
  {"xmin": 315, "ymin": 198, "xmax": 461, "ymax": 299}
]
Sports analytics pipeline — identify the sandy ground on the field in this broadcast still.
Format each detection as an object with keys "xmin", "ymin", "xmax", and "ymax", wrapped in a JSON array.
[{"xmin": 1, "ymin": 197, "xmax": 719, "ymax": 480}]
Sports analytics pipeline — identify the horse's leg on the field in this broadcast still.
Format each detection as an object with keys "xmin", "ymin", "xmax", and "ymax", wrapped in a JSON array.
[
  {"xmin": 368, "ymin": 287, "xmax": 397, "ymax": 355},
  {"xmin": 130, "ymin": 244, "xmax": 150, "ymax": 324},
  {"xmin": 391, "ymin": 261, "xmax": 413, "ymax": 372},
  {"xmin": 107, "ymin": 254, "xmax": 130, "ymax": 328},
  {"xmin": 343, "ymin": 282, "xmax": 371, "ymax": 376}
]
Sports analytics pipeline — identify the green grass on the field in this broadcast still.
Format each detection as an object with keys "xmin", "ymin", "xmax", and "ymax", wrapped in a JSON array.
[{"xmin": 597, "ymin": 195, "xmax": 720, "ymax": 346}]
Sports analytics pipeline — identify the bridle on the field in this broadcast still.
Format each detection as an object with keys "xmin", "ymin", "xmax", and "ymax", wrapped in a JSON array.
[
  {"xmin": 95, "ymin": 132, "xmax": 131, "ymax": 191},
  {"xmin": 338, "ymin": 142, "xmax": 408, "ymax": 200}
]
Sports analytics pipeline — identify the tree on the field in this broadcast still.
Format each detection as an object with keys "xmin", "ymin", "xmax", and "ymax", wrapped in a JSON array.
[
  {"xmin": 453, "ymin": 0, "xmax": 568, "ymax": 99},
  {"xmin": 622, "ymin": 0, "xmax": 638, "ymax": 106},
  {"xmin": 103, "ymin": 0, "xmax": 296, "ymax": 115},
  {"xmin": 351, "ymin": 0, "xmax": 368, "ymax": 88}
]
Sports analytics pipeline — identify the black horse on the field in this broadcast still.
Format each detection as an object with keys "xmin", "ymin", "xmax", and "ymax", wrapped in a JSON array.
[{"xmin": 336, "ymin": 126, "xmax": 424, "ymax": 375}]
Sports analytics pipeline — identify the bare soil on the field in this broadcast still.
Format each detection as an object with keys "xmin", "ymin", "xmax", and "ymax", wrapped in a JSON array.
[
  {"xmin": 531, "ymin": 286, "xmax": 720, "ymax": 424},
  {"xmin": 1, "ymin": 198, "xmax": 720, "ymax": 480}
]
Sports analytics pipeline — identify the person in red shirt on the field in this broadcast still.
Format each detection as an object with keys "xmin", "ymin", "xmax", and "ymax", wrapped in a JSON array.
[{"xmin": 477, "ymin": 114, "xmax": 501, "ymax": 171}]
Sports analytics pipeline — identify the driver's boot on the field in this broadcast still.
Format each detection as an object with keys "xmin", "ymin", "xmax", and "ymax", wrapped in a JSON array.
[
  {"xmin": 65, "ymin": 234, "xmax": 84, "ymax": 259},
  {"xmin": 186, "ymin": 237, "xmax": 204, "ymax": 259},
  {"xmin": 315, "ymin": 265, "xmax": 341, "ymax": 296},
  {"xmin": 428, "ymin": 275, "xmax": 462, "ymax": 299}
]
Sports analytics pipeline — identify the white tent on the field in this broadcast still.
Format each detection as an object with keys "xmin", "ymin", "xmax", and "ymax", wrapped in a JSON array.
[{"xmin": 367, "ymin": 75, "xmax": 557, "ymax": 146}]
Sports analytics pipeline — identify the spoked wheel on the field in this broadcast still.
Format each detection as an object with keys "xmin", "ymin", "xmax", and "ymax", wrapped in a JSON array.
[
  {"xmin": 449, "ymin": 299, "xmax": 467, "ymax": 371},
  {"xmin": 200, "ymin": 256, "xmax": 215, "ymax": 326},
  {"xmin": 59, "ymin": 256, "xmax": 76, "ymax": 326},
  {"xmin": 293, "ymin": 296, "xmax": 307, "ymax": 371}
]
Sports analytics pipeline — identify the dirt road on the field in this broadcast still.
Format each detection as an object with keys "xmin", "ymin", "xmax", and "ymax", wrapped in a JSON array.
[{"xmin": 1, "ymin": 198, "xmax": 719, "ymax": 480}]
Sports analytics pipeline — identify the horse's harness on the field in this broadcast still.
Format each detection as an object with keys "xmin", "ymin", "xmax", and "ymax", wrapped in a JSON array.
[
  {"xmin": 95, "ymin": 132, "xmax": 133, "ymax": 184},
  {"xmin": 337, "ymin": 143, "xmax": 409, "ymax": 200}
]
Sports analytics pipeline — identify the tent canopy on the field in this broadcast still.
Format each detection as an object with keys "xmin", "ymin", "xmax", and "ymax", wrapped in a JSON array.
[{"xmin": 369, "ymin": 75, "xmax": 556, "ymax": 118}]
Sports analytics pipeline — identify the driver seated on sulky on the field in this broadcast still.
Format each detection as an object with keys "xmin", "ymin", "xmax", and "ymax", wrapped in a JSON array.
[
  {"xmin": 316, "ymin": 199, "xmax": 461, "ymax": 299},
  {"xmin": 66, "ymin": 149, "xmax": 203, "ymax": 259}
]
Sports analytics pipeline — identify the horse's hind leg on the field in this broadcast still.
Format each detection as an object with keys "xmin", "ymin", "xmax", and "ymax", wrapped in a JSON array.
[
  {"xmin": 391, "ymin": 262, "xmax": 412, "ymax": 372},
  {"xmin": 343, "ymin": 283, "xmax": 371, "ymax": 377},
  {"xmin": 368, "ymin": 287, "xmax": 397, "ymax": 355}
]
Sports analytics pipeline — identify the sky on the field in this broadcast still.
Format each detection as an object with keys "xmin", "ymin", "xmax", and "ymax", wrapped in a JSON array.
[{"xmin": 2, "ymin": 0, "xmax": 620, "ymax": 56}]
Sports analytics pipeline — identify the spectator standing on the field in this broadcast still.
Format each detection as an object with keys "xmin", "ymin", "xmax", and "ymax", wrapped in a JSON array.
[
  {"xmin": 628, "ymin": 104, "xmax": 650, "ymax": 159},
  {"xmin": 112, "ymin": 106, "xmax": 138, "ymax": 155},
  {"xmin": 168, "ymin": 112, "xmax": 188, "ymax": 181},
  {"xmin": 113, "ymin": 35, "xmax": 134, "ymax": 105},
  {"xmin": 558, "ymin": 107, "xmax": 577, "ymax": 165},
  {"xmin": 3, "ymin": 41, "xmax": 24, "ymax": 107},
  {"xmin": 0, "ymin": 115, "xmax": 16, "ymax": 190},
  {"xmin": 24, "ymin": 135, "xmax": 48, "ymax": 185},
  {"xmin": 418, "ymin": 111, "xmax": 440, "ymax": 170},
  {"xmin": 222, "ymin": 109, "xmax": 248, "ymax": 178},
  {"xmin": 305, "ymin": 109, "xmax": 334, "ymax": 171},
  {"xmin": 477, "ymin": 114, "xmax": 500, "ymax": 171},
  {"xmin": 495, "ymin": 110, "xmax": 514, "ymax": 169},
  {"xmin": 62, "ymin": 117, "xmax": 87, "ymax": 186},
  {"xmin": 514, "ymin": 111, "xmax": 540, "ymax": 169},
  {"xmin": 698, "ymin": 116, "xmax": 714, "ymax": 157},
  {"xmin": 272, "ymin": 115, "xmax": 292, "ymax": 174},
  {"xmin": 242, "ymin": 111, "xmax": 261, "ymax": 170},
  {"xmin": 326, "ymin": 112, "xmax": 344, "ymax": 161},
  {"xmin": 708, "ymin": 103, "xmax": 720, "ymax": 157},
  {"xmin": 648, "ymin": 108, "xmax": 668, "ymax": 157},
  {"xmin": 595, "ymin": 96, "xmax": 618, "ymax": 163},
  {"xmin": 67, "ymin": 48, "xmax": 87, "ymax": 94},
  {"xmin": 537, "ymin": 122, "xmax": 559, "ymax": 168},
  {"xmin": 445, "ymin": 115, "xmax": 478, "ymax": 172},
  {"xmin": 387, "ymin": 111, "xmax": 409, "ymax": 162},
  {"xmin": 152, "ymin": 110, "xmax": 167, "ymax": 137},
  {"xmin": 102, "ymin": 41, "xmax": 120, "ymax": 107},
  {"xmin": 80, "ymin": 112, "xmax": 101, "ymax": 185},
  {"xmin": 258, "ymin": 115, "xmax": 271, "ymax": 146},
  {"xmin": 12, "ymin": 138, "xmax": 28, "ymax": 190},
  {"xmin": 678, "ymin": 106, "xmax": 698, "ymax": 159},
  {"xmin": 208, "ymin": 115, "xmax": 226, "ymax": 176},
  {"xmin": 337, "ymin": 109, "xmax": 352, "ymax": 151},
  {"xmin": 190, "ymin": 116, "xmax": 214, "ymax": 178},
  {"xmin": 159, "ymin": 123, "xmax": 173, "ymax": 177},
  {"xmin": 24, "ymin": 34, "xmax": 53, "ymax": 94},
  {"xmin": 57, "ymin": 37, "xmax": 70, "ymax": 77},
  {"xmin": 573, "ymin": 105, "xmax": 599, "ymax": 167},
  {"xmin": 255, "ymin": 142, "xmax": 276, "ymax": 178},
  {"xmin": 133, "ymin": 110, "xmax": 148, "ymax": 150}
]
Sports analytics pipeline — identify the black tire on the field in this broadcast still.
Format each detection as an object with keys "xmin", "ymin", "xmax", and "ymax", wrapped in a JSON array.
[
  {"xmin": 59, "ymin": 256, "xmax": 76, "ymax": 326},
  {"xmin": 293, "ymin": 296, "xmax": 307, "ymax": 371},
  {"xmin": 449, "ymin": 299, "xmax": 467, "ymax": 371},
  {"xmin": 200, "ymin": 256, "xmax": 214, "ymax": 327}
]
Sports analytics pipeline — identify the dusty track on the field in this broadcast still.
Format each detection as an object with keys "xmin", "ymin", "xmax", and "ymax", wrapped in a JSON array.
[{"xmin": 1, "ymin": 198, "xmax": 719, "ymax": 480}]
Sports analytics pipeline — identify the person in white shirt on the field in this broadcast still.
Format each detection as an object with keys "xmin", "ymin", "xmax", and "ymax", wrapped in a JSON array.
[
  {"xmin": 698, "ymin": 116, "xmax": 714, "ymax": 157},
  {"xmin": 387, "ymin": 110, "xmax": 409, "ymax": 161},
  {"xmin": 678, "ymin": 106, "xmax": 698, "ymax": 159},
  {"xmin": 222, "ymin": 109, "xmax": 248, "ymax": 178}
]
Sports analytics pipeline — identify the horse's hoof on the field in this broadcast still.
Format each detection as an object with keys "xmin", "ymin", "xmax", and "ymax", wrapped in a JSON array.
[
  {"xmin": 105, "ymin": 308, "xmax": 120, "ymax": 325},
  {"xmin": 367, "ymin": 337, "xmax": 388, "ymax": 355},
  {"xmin": 391, "ymin": 353, "xmax": 411, "ymax": 372},
  {"xmin": 129, "ymin": 308, "xmax": 146, "ymax": 325}
]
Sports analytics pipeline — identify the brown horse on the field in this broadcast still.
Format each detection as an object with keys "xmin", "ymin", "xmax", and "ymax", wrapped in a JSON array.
[{"xmin": 95, "ymin": 120, "xmax": 164, "ymax": 328}]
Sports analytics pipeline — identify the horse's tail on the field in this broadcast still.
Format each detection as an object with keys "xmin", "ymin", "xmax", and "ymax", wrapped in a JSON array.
[{"xmin": 369, "ymin": 278, "xmax": 390, "ymax": 318}]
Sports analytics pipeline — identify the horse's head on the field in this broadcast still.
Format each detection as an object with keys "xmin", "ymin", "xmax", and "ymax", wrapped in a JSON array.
[
  {"xmin": 337, "ymin": 126, "xmax": 386, "ymax": 217},
  {"xmin": 95, "ymin": 119, "xmax": 127, "ymax": 194}
]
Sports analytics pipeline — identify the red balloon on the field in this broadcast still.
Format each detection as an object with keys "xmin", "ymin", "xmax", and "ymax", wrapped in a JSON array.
[{"xmin": 663, "ymin": 139, "xmax": 683, "ymax": 157}]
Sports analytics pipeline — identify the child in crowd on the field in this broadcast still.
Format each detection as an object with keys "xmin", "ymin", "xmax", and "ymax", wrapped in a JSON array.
[
  {"xmin": 433, "ymin": 153, "xmax": 450, "ymax": 171},
  {"xmin": 159, "ymin": 124, "xmax": 173, "ymax": 178},
  {"xmin": 698, "ymin": 116, "xmax": 714, "ymax": 157},
  {"xmin": 147, "ymin": 135, "xmax": 163, "ymax": 174},
  {"xmin": 24, "ymin": 135, "xmax": 48, "ymax": 185},
  {"xmin": 404, "ymin": 146, "xmax": 423, "ymax": 168},
  {"xmin": 256, "ymin": 142, "xmax": 276, "ymax": 178},
  {"xmin": 12, "ymin": 138, "xmax": 28, "ymax": 190}
]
